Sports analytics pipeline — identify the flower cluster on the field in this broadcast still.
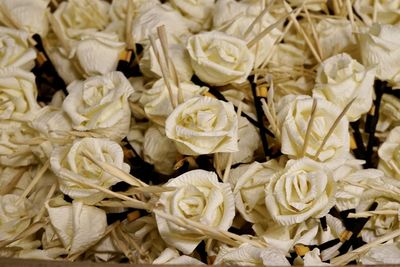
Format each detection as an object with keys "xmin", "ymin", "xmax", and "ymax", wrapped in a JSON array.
[{"xmin": 0, "ymin": 0, "xmax": 400, "ymax": 265}]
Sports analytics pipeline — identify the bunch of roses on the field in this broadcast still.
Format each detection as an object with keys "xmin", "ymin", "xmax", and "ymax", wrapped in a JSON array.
[{"xmin": 0, "ymin": 0, "xmax": 400, "ymax": 265}]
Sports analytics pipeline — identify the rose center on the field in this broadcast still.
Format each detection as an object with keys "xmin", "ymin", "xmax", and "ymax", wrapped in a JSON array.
[
  {"xmin": 179, "ymin": 195, "xmax": 205, "ymax": 218},
  {"xmin": 207, "ymin": 41, "xmax": 239, "ymax": 66},
  {"xmin": 196, "ymin": 110, "xmax": 216, "ymax": 131}
]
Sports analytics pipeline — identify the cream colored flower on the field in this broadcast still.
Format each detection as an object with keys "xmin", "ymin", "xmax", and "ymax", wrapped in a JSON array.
[
  {"xmin": 140, "ymin": 40, "xmax": 193, "ymax": 81},
  {"xmin": 46, "ymin": 197, "xmax": 107, "ymax": 256},
  {"xmin": 31, "ymin": 106, "xmax": 72, "ymax": 139},
  {"xmin": 215, "ymin": 116, "xmax": 260, "ymax": 169},
  {"xmin": 0, "ymin": 194, "xmax": 34, "ymax": 242},
  {"xmin": 170, "ymin": 0, "xmax": 214, "ymax": 32},
  {"xmin": 50, "ymin": 137, "xmax": 130, "ymax": 204},
  {"xmin": 313, "ymin": 53, "xmax": 376, "ymax": 122},
  {"xmin": 266, "ymin": 158, "xmax": 336, "ymax": 225},
  {"xmin": 121, "ymin": 215, "xmax": 167, "ymax": 263},
  {"xmin": 186, "ymin": 31, "xmax": 254, "ymax": 86},
  {"xmin": 230, "ymin": 160, "xmax": 282, "ymax": 223},
  {"xmin": 0, "ymin": 120, "xmax": 38, "ymax": 167},
  {"xmin": 0, "ymin": 0, "xmax": 50, "ymax": 36},
  {"xmin": 277, "ymin": 95, "xmax": 350, "ymax": 162},
  {"xmin": 354, "ymin": 0, "xmax": 400, "ymax": 26},
  {"xmin": 50, "ymin": 0, "xmax": 110, "ymax": 46},
  {"xmin": 335, "ymin": 168, "xmax": 384, "ymax": 211},
  {"xmin": 73, "ymin": 32, "xmax": 125, "ymax": 77},
  {"xmin": 0, "ymin": 68, "xmax": 40, "ymax": 122},
  {"xmin": 214, "ymin": 243, "xmax": 290, "ymax": 266},
  {"xmin": 62, "ymin": 72, "xmax": 134, "ymax": 141},
  {"xmin": 360, "ymin": 23, "xmax": 400, "ymax": 88},
  {"xmin": 140, "ymin": 79, "xmax": 207, "ymax": 123},
  {"xmin": 130, "ymin": 4, "xmax": 191, "ymax": 45},
  {"xmin": 223, "ymin": 12, "xmax": 282, "ymax": 68},
  {"xmin": 377, "ymin": 94, "xmax": 400, "ymax": 132},
  {"xmin": 155, "ymin": 169, "xmax": 235, "ymax": 254},
  {"xmin": 316, "ymin": 18, "xmax": 356, "ymax": 59},
  {"xmin": 143, "ymin": 125, "xmax": 179, "ymax": 175},
  {"xmin": 303, "ymin": 248, "xmax": 330, "ymax": 266},
  {"xmin": 153, "ymin": 247, "xmax": 204, "ymax": 265},
  {"xmin": 106, "ymin": 0, "xmax": 158, "ymax": 41},
  {"xmin": 360, "ymin": 243, "xmax": 400, "ymax": 264},
  {"xmin": 212, "ymin": 0, "xmax": 264, "ymax": 29},
  {"xmin": 378, "ymin": 126, "xmax": 400, "ymax": 179},
  {"xmin": 259, "ymin": 215, "xmax": 345, "ymax": 256},
  {"xmin": 0, "ymin": 27, "xmax": 36, "ymax": 70},
  {"xmin": 165, "ymin": 96, "xmax": 238, "ymax": 155},
  {"xmin": 361, "ymin": 197, "xmax": 400, "ymax": 243}
]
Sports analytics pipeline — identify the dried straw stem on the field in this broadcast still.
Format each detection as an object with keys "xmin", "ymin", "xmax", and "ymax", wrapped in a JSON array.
[
  {"xmin": 18, "ymin": 160, "xmax": 50, "ymax": 203},
  {"xmin": 302, "ymin": 98, "xmax": 318, "ymax": 157},
  {"xmin": 314, "ymin": 97, "xmax": 356, "ymax": 159}
]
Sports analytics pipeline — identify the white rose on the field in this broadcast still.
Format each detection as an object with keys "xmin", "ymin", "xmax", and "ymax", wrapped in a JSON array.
[
  {"xmin": 212, "ymin": 0, "xmax": 264, "ymax": 29},
  {"xmin": 360, "ymin": 23, "xmax": 400, "ymax": 88},
  {"xmin": 230, "ymin": 160, "xmax": 282, "ymax": 224},
  {"xmin": 266, "ymin": 158, "xmax": 336, "ymax": 226},
  {"xmin": 143, "ymin": 125, "xmax": 179, "ymax": 175},
  {"xmin": 354, "ymin": 0, "xmax": 400, "ymax": 26},
  {"xmin": 214, "ymin": 243, "xmax": 290, "ymax": 266},
  {"xmin": 360, "ymin": 243, "xmax": 400, "ymax": 265},
  {"xmin": 166, "ymin": 96, "xmax": 238, "ymax": 155},
  {"xmin": 43, "ymin": 32, "xmax": 82, "ymax": 84},
  {"xmin": 46, "ymin": 197, "xmax": 107, "ymax": 255},
  {"xmin": 223, "ymin": 13, "xmax": 282, "ymax": 68},
  {"xmin": 169, "ymin": 0, "xmax": 213, "ymax": 33},
  {"xmin": 302, "ymin": 248, "xmax": 330, "ymax": 266},
  {"xmin": 0, "ymin": 194, "xmax": 34, "ymax": 242},
  {"xmin": 186, "ymin": 31, "xmax": 255, "ymax": 86},
  {"xmin": 377, "ymin": 94, "xmax": 400, "ymax": 132},
  {"xmin": 215, "ymin": 116, "xmax": 260, "ymax": 169},
  {"xmin": 259, "ymin": 215, "xmax": 345, "ymax": 255},
  {"xmin": 0, "ymin": 0, "xmax": 50, "ymax": 36},
  {"xmin": 106, "ymin": 0, "xmax": 159, "ymax": 42},
  {"xmin": 121, "ymin": 215, "xmax": 167, "ymax": 263},
  {"xmin": 153, "ymin": 247, "xmax": 204, "ymax": 265},
  {"xmin": 140, "ymin": 79, "xmax": 207, "ymax": 123},
  {"xmin": 316, "ymin": 18, "xmax": 356, "ymax": 59},
  {"xmin": 0, "ymin": 67, "xmax": 41, "ymax": 122},
  {"xmin": 140, "ymin": 40, "xmax": 193, "ymax": 81},
  {"xmin": 50, "ymin": 0, "xmax": 110, "ymax": 47},
  {"xmin": 31, "ymin": 106, "xmax": 72, "ymax": 138},
  {"xmin": 130, "ymin": 4, "xmax": 191, "ymax": 45},
  {"xmin": 73, "ymin": 32, "xmax": 125, "ymax": 77},
  {"xmin": 0, "ymin": 167, "xmax": 32, "ymax": 195},
  {"xmin": 62, "ymin": 72, "xmax": 134, "ymax": 141},
  {"xmin": 0, "ymin": 27, "xmax": 36, "ymax": 70},
  {"xmin": 155, "ymin": 169, "xmax": 235, "ymax": 254},
  {"xmin": 313, "ymin": 53, "xmax": 376, "ymax": 122},
  {"xmin": 50, "ymin": 137, "xmax": 130, "ymax": 204},
  {"xmin": 335, "ymin": 168, "xmax": 384, "ymax": 211},
  {"xmin": 378, "ymin": 126, "xmax": 400, "ymax": 179},
  {"xmin": 0, "ymin": 120, "xmax": 38, "ymax": 167},
  {"xmin": 277, "ymin": 95, "xmax": 350, "ymax": 162}
]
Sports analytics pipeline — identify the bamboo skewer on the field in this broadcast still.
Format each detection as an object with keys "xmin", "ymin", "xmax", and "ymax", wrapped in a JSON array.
[
  {"xmin": 303, "ymin": 6, "xmax": 323, "ymax": 59},
  {"xmin": 59, "ymin": 170, "xmax": 151, "ymax": 210},
  {"xmin": 347, "ymin": 210, "xmax": 398, "ymax": 218},
  {"xmin": 302, "ymin": 98, "xmax": 318, "ymax": 157},
  {"xmin": 17, "ymin": 161, "xmax": 50, "ymax": 204},
  {"xmin": 282, "ymin": 1, "xmax": 322, "ymax": 64},
  {"xmin": 314, "ymin": 97, "xmax": 356, "ymax": 159}
]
